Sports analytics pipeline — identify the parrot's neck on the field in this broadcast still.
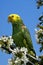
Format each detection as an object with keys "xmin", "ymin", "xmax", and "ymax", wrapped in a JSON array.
[{"xmin": 12, "ymin": 22, "xmax": 23, "ymax": 35}]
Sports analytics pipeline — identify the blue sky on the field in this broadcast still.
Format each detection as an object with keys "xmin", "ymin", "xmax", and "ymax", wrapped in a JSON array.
[{"xmin": 0, "ymin": 0, "xmax": 43, "ymax": 65}]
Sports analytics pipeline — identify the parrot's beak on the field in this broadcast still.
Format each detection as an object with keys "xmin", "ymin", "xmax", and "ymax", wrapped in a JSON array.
[{"xmin": 8, "ymin": 16, "xmax": 12, "ymax": 23}]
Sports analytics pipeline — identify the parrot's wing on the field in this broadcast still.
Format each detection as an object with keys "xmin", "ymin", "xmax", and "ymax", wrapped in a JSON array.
[
  {"xmin": 22, "ymin": 26, "xmax": 34, "ymax": 50},
  {"xmin": 21, "ymin": 26, "xmax": 36, "ymax": 56}
]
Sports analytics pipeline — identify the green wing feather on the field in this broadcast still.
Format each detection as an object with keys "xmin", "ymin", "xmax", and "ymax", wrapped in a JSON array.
[
  {"xmin": 22, "ymin": 27, "xmax": 34, "ymax": 50},
  {"xmin": 21, "ymin": 26, "xmax": 36, "ymax": 56}
]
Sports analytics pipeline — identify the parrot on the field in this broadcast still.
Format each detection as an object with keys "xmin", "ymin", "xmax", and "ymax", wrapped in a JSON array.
[{"xmin": 8, "ymin": 14, "xmax": 36, "ymax": 57}]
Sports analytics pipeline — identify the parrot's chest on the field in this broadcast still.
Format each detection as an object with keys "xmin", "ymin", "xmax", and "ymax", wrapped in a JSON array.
[{"xmin": 12, "ymin": 32, "xmax": 25, "ymax": 47}]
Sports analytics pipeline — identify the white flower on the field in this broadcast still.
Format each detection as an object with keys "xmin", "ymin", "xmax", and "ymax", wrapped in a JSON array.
[
  {"xmin": 7, "ymin": 38, "xmax": 13, "ymax": 45},
  {"xmin": 15, "ymin": 57, "xmax": 21, "ymax": 64},
  {"xmin": 21, "ymin": 53, "xmax": 29, "ymax": 65},
  {"xmin": 36, "ymin": 29, "xmax": 43, "ymax": 34},
  {"xmin": 20, "ymin": 47, "xmax": 28, "ymax": 54},
  {"xmin": 13, "ymin": 47, "xmax": 20, "ymax": 54},
  {"xmin": 12, "ymin": 47, "xmax": 28, "ymax": 55},
  {"xmin": 14, "ymin": 47, "xmax": 28, "ymax": 65},
  {"xmin": 7, "ymin": 36, "xmax": 14, "ymax": 46},
  {"xmin": 1, "ymin": 36, "xmax": 8, "ymax": 42},
  {"xmin": 35, "ymin": 28, "xmax": 43, "ymax": 44}
]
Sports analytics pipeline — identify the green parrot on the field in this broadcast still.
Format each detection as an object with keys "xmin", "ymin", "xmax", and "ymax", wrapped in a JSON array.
[{"xmin": 8, "ymin": 14, "xmax": 36, "ymax": 57}]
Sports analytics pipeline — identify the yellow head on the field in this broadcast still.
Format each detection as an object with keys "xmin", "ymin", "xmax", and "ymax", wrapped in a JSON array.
[{"xmin": 8, "ymin": 14, "xmax": 21, "ymax": 23}]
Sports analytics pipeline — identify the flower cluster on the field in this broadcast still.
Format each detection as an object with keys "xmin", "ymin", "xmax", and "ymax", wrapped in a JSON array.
[
  {"xmin": 8, "ymin": 47, "xmax": 29, "ymax": 65},
  {"xmin": 35, "ymin": 28, "xmax": 43, "ymax": 52},
  {"xmin": 0, "ymin": 36, "xmax": 15, "ymax": 53},
  {"xmin": 0, "ymin": 36, "xmax": 41, "ymax": 65},
  {"xmin": 35, "ymin": 28, "xmax": 43, "ymax": 44}
]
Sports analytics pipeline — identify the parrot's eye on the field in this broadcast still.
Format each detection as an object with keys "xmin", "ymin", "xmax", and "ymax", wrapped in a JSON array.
[{"xmin": 12, "ymin": 16, "xmax": 14, "ymax": 17}]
